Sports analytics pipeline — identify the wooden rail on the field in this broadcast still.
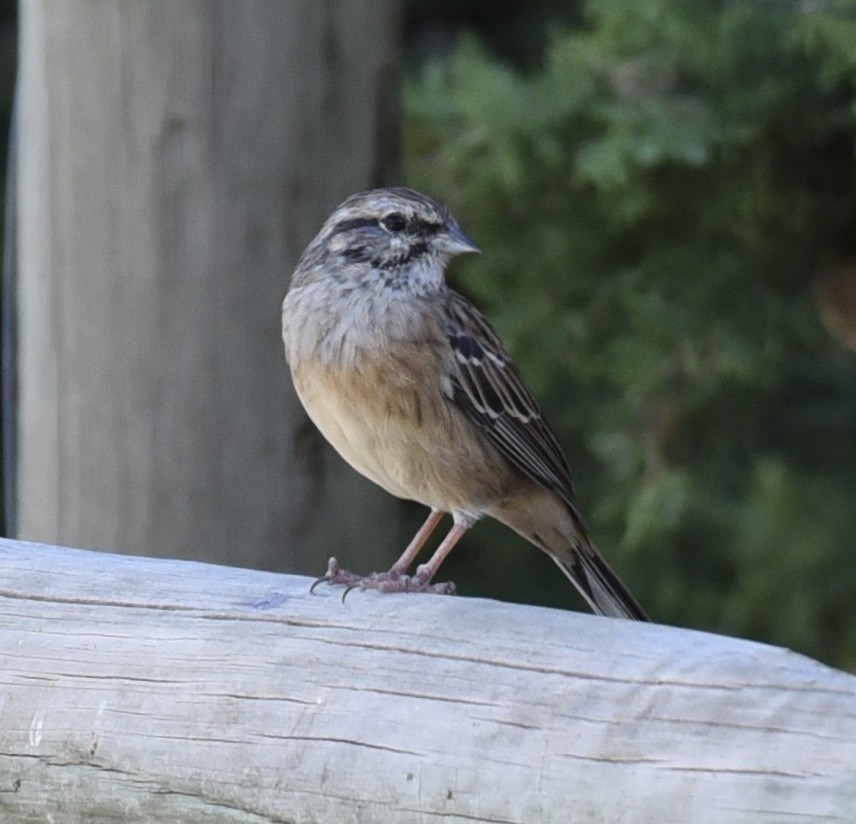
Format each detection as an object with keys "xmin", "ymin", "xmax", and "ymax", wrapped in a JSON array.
[{"xmin": 0, "ymin": 538, "xmax": 854, "ymax": 822}]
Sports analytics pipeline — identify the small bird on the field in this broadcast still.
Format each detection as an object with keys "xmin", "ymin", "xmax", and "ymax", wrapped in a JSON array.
[{"xmin": 282, "ymin": 187, "xmax": 648, "ymax": 620}]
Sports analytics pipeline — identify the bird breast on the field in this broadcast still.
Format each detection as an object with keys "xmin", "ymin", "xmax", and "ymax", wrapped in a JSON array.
[
  {"xmin": 282, "ymin": 283, "xmax": 511, "ymax": 511},
  {"xmin": 283, "ymin": 277, "xmax": 427, "ymax": 368}
]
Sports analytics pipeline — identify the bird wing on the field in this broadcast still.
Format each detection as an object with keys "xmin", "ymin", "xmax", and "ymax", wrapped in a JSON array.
[
  {"xmin": 442, "ymin": 290, "xmax": 580, "ymax": 513},
  {"xmin": 442, "ymin": 290, "xmax": 649, "ymax": 622}
]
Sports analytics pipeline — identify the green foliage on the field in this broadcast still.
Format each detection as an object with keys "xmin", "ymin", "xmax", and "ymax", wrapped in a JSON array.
[{"xmin": 404, "ymin": 0, "xmax": 856, "ymax": 670}]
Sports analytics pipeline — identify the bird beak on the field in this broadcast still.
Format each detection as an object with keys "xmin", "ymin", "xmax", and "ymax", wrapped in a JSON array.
[{"xmin": 440, "ymin": 220, "xmax": 481, "ymax": 257}]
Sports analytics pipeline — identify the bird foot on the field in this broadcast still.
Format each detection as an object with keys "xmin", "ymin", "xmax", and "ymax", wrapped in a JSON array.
[{"xmin": 310, "ymin": 557, "xmax": 456, "ymax": 599}]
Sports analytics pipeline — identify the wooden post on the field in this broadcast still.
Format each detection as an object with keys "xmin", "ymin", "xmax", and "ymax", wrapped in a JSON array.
[
  {"xmin": 1, "ymin": 538, "xmax": 854, "ymax": 823},
  {"xmin": 15, "ymin": 0, "xmax": 402, "ymax": 570}
]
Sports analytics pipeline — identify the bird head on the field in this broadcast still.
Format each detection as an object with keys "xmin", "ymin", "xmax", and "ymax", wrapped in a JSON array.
[{"xmin": 298, "ymin": 187, "xmax": 481, "ymax": 295}]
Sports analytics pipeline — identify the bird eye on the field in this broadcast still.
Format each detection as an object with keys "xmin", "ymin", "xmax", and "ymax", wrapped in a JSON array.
[{"xmin": 381, "ymin": 213, "xmax": 407, "ymax": 233}]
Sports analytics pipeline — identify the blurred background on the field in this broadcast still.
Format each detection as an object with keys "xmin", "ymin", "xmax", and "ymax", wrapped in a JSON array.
[{"xmin": 3, "ymin": 1, "xmax": 855, "ymax": 672}]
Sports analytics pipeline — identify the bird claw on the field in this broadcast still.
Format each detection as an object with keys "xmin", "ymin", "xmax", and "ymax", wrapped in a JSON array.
[
  {"xmin": 309, "ymin": 557, "xmax": 456, "ymax": 599},
  {"xmin": 309, "ymin": 557, "xmax": 362, "ymax": 594}
]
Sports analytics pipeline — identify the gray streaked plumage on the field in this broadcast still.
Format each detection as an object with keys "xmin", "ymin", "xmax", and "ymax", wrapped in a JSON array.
[{"xmin": 282, "ymin": 187, "xmax": 648, "ymax": 620}]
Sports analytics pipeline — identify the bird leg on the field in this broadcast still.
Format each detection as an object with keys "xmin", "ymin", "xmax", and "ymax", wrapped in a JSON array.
[
  {"xmin": 310, "ymin": 509, "xmax": 456, "ymax": 596},
  {"xmin": 388, "ymin": 508, "xmax": 446, "ymax": 575},
  {"xmin": 343, "ymin": 521, "xmax": 469, "ymax": 597},
  {"xmin": 406, "ymin": 521, "xmax": 470, "ymax": 589}
]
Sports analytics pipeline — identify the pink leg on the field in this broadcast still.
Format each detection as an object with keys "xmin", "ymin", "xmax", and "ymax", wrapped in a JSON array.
[
  {"xmin": 410, "ymin": 522, "xmax": 470, "ymax": 587},
  {"xmin": 389, "ymin": 509, "xmax": 445, "ymax": 575},
  {"xmin": 311, "ymin": 509, "xmax": 455, "ymax": 596}
]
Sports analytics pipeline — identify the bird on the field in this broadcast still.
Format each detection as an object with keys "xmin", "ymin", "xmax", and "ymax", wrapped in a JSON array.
[{"xmin": 281, "ymin": 187, "xmax": 648, "ymax": 620}]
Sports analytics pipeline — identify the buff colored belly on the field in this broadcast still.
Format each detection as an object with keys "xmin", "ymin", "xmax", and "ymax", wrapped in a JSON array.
[{"xmin": 292, "ymin": 360, "xmax": 508, "ymax": 513}]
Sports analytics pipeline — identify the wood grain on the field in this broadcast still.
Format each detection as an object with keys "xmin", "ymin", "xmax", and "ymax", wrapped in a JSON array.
[
  {"xmin": 1, "ymin": 538, "xmax": 854, "ymax": 823},
  {"xmin": 15, "ymin": 0, "xmax": 402, "ymax": 572}
]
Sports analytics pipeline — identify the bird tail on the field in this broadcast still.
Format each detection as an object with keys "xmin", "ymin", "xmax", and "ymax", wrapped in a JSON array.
[
  {"xmin": 487, "ymin": 492, "xmax": 649, "ymax": 620},
  {"xmin": 553, "ymin": 541, "xmax": 649, "ymax": 621}
]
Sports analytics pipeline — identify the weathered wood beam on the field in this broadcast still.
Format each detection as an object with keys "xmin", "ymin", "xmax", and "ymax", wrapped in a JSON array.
[{"xmin": 0, "ymin": 538, "xmax": 854, "ymax": 823}]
